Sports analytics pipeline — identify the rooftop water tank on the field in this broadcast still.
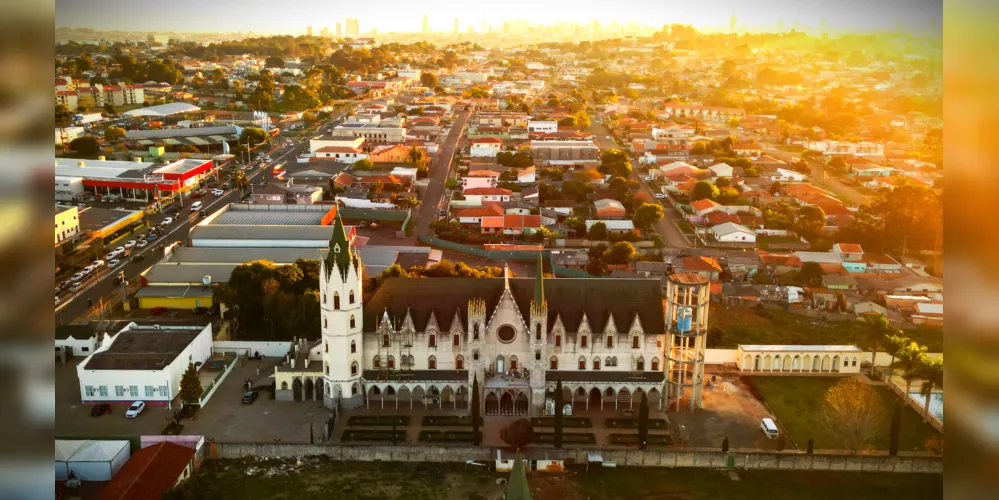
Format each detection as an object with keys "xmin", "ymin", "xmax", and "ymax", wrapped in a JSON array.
[{"xmin": 202, "ymin": 275, "xmax": 212, "ymax": 287}]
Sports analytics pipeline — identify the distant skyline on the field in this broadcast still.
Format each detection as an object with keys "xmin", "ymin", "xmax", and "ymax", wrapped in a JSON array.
[{"xmin": 55, "ymin": 0, "xmax": 942, "ymax": 35}]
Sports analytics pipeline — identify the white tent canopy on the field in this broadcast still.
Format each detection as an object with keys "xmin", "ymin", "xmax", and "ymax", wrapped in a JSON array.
[{"xmin": 55, "ymin": 439, "xmax": 131, "ymax": 481}]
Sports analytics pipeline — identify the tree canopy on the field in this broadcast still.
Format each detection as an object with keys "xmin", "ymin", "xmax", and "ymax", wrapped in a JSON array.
[{"xmin": 598, "ymin": 149, "xmax": 632, "ymax": 178}]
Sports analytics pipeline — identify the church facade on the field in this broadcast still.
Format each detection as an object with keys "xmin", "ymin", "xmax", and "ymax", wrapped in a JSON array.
[{"xmin": 275, "ymin": 212, "xmax": 696, "ymax": 416}]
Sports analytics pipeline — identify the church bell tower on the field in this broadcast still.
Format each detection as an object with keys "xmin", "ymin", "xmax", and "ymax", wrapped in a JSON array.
[{"xmin": 320, "ymin": 207, "xmax": 364, "ymax": 410}]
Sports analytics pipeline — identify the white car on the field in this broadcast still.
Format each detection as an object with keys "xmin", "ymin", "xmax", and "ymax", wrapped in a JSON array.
[
  {"xmin": 162, "ymin": 217, "xmax": 174, "ymax": 225},
  {"xmin": 212, "ymin": 189, "xmax": 224, "ymax": 196},
  {"xmin": 92, "ymin": 259, "xmax": 105, "ymax": 268},
  {"xmin": 644, "ymin": 176, "xmax": 652, "ymax": 181},
  {"xmin": 655, "ymin": 193, "xmax": 667, "ymax": 199},
  {"xmin": 114, "ymin": 246, "xmax": 125, "ymax": 254},
  {"xmin": 70, "ymin": 272, "xmax": 84, "ymax": 282},
  {"xmin": 190, "ymin": 201, "xmax": 203, "ymax": 212},
  {"xmin": 125, "ymin": 401, "xmax": 145, "ymax": 418},
  {"xmin": 124, "ymin": 240, "xmax": 136, "ymax": 249},
  {"xmin": 137, "ymin": 240, "xmax": 148, "ymax": 248},
  {"xmin": 107, "ymin": 259, "xmax": 120, "ymax": 268}
]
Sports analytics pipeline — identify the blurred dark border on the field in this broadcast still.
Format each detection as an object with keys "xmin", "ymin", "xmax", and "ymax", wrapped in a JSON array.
[{"xmin": 0, "ymin": 1, "xmax": 56, "ymax": 499}]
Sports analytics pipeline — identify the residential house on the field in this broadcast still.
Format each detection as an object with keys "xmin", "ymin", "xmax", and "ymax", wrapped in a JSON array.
[
  {"xmin": 480, "ymin": 214, "xmax": 541, "ymax": 235},
  {"xmin": 516, "ymin": 167, "xmax": 536, "ymax": 184},
  {"xmin": 690, "ymin": 198, "xmax": 722, "ymax": 216},
  {"xmin": 831, "ymin": 243, "xmax": 864, "ymax": 262},
  {"xmin": 593, "ymin": 199, "xmax": 627, "ymax": 219},
  {"xmin": 584, "ymin": 219, "xmax": 635, "ymax": 235},
  {"xmin": 310, "ymin": 137, "xmax": 369, "ymax": 164},
  {"xmin": 710, "ymin": 222, "xmax": 756, "ymax": 243},
  {"xmin": 369, "ymin": 144, "xmax": 412, "ymax": 164},
  {"xmin": 463, "ymin": 187, "xmax": 513, "ymax": 204},
  {"xmin": 731, "ymin": 141, "xmax": 763, "ymax": 157},
  {"xmin": 251, "ymin": 180, "xmax": 323, "ymax": 205},
  {"xmin": 853, "ymin": 301, "xmax": 887, "ymax": 317},
  {"xmin": 470, "ymin": 138, "xmax": 503, "ymax": 157},
  {"xmin": 454, "ymin": 204, "xmax": 505, "ymax": 225},
  {"xmin": 543, "ymin": 200, "xmax": 575, "ymax": 216},
  {"xmin": 708, "ymin": 162, "xmax": 734, "ymax": 178},
  {"xmin": 822, "ymin": 275, "xmax": 859, "ymax": 290},
  {"xmin": 673, "ymin": 256, "xmax": 722, "ymax": 280},
  {"xmin": 864, "ymin": 253, "xmax": 903, "ymax": 274},
  {"xmin": 912, "ymin": 302, "xmax": 943, "ymax": 326},
  {"xmin": 888, "ymin": 275, "xmax": 943, "ymax": 295},
  {"xmin": 462, "ymin": 170, "xmax": 500, "ymax": 189}
]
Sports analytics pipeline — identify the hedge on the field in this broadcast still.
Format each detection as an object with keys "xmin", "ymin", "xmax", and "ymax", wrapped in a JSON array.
[
  {"xmin": 419, "ymin": 430, "xmax": 482, "ymax": 443},
  {"xmin": 421, "ymin": 416, "xmax": 482, "ymax": 427},
  {"xmin": 342, "ymin": 430, "xmax": 407, "ymax": 442},
  {"xmin": 609, "ymin": 433, "xmax": 672, "ymax": 445},
  {"xmin": 605, "ymin": 418, "xmax": 668, "ymax": 429},
  {"xmin": 531, "ymin": 417, "xmax": 592, "ymax": 428},
  {"xmin": 347, "ymin": 415, "xmax": 411, "ymax": 427},
  {"xmin": 535, "ymin": 432, "xmax": 596, "ymax": 444}
]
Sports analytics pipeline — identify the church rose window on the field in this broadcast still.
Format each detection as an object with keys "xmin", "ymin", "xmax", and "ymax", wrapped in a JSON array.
[{"xmin": 497, "ymin": 325, "xmax": 516, "ymax": 343}]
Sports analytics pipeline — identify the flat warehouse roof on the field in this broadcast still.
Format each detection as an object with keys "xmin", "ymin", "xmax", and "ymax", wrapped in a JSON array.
[
  {"xmin": 212, "ymin": 211, "xmax": 327, "ymax": 226},
  {"xmin": 168, "ymin": 247, "xmax": 322, "ymax": 264},
  {"xmin": 143, "ymin": 263, "xmax": 239, "ymax": 284},
  {"xmin": 189, "ymin": 225, "xmax": 340, "ymax": 241},
  {"xmin": 83, "ymin": 326, "xmax": 205, "ymax": 370},
  {"xmin": 78, "ymin": 207, "xmax": 142, "ymax": 233}
]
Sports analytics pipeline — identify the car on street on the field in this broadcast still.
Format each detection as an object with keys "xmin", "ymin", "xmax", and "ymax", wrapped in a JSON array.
[
  {"xmin": 124, "ymin": 401, "xmax": 145, "ymax": 418},
  {"xmin": 212, "ymin": 189, "xmax": 224, "ymax": 196},
  {"xmin": 114, "ymin": 246, "xmax": 125, "ymax": 254},
  {"xmin": 655, "ymin": 193, "xmax": 666, "ymax": 199},
  {"xmin": 124, "ymin": 240, "xmax": 136, "ymax": 249},
  {"xmin": 162, "ymin": 217, "xmax": 173, "ymax": 225},
  {"xmin": 190, "ymin": 201, "xmax": 202, "ymax": 212},
  {"xmin": 92, "ymin": 259, "xmax": 105, "ymax": 268},
  {"xmin": 107, "ymin": 259, "xmax": 120, "ymax": 268},
  {"xmin": 70, "ymin": 272, "xmax": 84, "ymax": 282},
  {"xmin": 70, "ymin": 282, "xmax": 83, "ymax": 292},
  {"xmin": 90, "ymin": 404, "xmax": 110, "ymax": 417},
  {"xmin": 137, "ymin": 240, "xmax": 148, "ymax": 248},
  {"xmin": 644, "ymin": 176, "xmax": 652, "ymax": 181},
  {"xmin": 241, "ymin": 391, "xmax": 259, "ymax": 404},
  {"xmin": 605, "ymin": 135, "xmax": 611, "ymax": 140}
]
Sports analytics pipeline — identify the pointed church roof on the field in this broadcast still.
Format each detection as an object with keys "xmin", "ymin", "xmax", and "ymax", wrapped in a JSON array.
[
  {"xmin": 533, "ymin": 253, "xmax": 545, "ymax": 306},
  {"xmin": 504, "ymin": 453, "xmax": 532, "ymax": 500},
  {"xmin": 326, "ymin": 203, "xmax": 353, "ymax": 282}
]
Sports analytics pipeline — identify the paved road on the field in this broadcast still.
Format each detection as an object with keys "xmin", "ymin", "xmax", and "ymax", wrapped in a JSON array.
[
  {"xmin": 53, "ymin": 109, "xmax": 355, "ymax": 326},
  {"xmin": 590, "ymin": 122, "xmax": 692, "ymax": 249},
  {"xmin": 757, "ymin": 139, "xmax": 869, "ymax": 206},
  {"xmin": 412, "ymin": 108, "xmax": 470, "ymax": 239}
]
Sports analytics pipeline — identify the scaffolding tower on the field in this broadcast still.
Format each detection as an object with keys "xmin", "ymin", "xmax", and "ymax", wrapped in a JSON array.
[{"xmin": 664, "ymin": 272, "xmax": 711, "ymax": 412}]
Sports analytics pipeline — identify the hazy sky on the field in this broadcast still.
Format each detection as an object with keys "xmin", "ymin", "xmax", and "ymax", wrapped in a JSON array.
[{"xmin": 55, "ymin": 0, "xmax": 942, "ymax": 34}]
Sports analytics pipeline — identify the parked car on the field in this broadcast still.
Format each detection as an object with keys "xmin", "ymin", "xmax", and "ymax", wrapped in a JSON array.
[
  {"xmin": 147, "ymin": 234, "xmax": 158, "ymax": 242},
  {"xmin": 190, "ymin": 201, "xmax": 202, "ymax": 212},
  {"xmin": 212, "ymin": 189, "xmax": 224, "ymax": 196},
  {"xmin": 150, "ymin": 306, "xmax": 168, "ymax": 315},
  {"xmin": 70, "ymin": 272, "xmax": 84, "ymax": 282},
  {"xmin": 70, "ymin": 282, "xmax": 83, "ymax": 292},
  {"xmin": 137, "ymin": 240, "xmax": 148, "ymax": 248},
  {"xmin": 125, "ymin": 401, "xmax": 145, "ymax": 418},
  {"xmin": 644, "ymin": 176, "xmax": 652, "ymax": 181},
  {"xmin": 192, "ymin": 307, "xmax": 208, "ymax": 315},
  {"xmin": 107, "ymin": 259, "xmax": 120, "ymax": 268},
  {"xmin": 114, "ymin": 246, "xmax": 125, "ymax": 254},
  {"xmin": 124, "ymin": 240, "xmax": 136, "ymax": 249},
  {"xmin": 655, "ymin": 193, "xmax": 666, "ymax": 199},
  {"xmin": 241, "ymin": 391, "xmax": 259, "ymax": 404},
  {"xmin": 90, "ymin": 404, "xmax": 110, "ymax": 417},
  {"xmin": 92, "ymin": 259, "xmax": 105, "ymax": 268},
  {"xmin": 162, "ymin": 217, "xmax": 174, "ymax": 225}
]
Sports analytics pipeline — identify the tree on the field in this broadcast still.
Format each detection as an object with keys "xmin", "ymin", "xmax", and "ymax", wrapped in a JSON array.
[
  {"xmin": 55, "ymin": 104, "xmax": 74, "ymax": 128},
  {"xmin": 231, "ymin": 169, "xmax": 250, "ymax": 197},
  {"xmin": 598, "ymin": 149, "xmax": 632, "ymax": 178},
  {"xmin": 554, "ymin": 379, "xmax": 564, "ymax": 449},
  {"xmin": 265, "ymin": 55, "xmax": 285, "ymax": 68},
  {"xmin": 821, "ymin": 377, "xmax": 885, "ymax": 452},
  {"xmin": 634, "ymin": 202, "xmax": 664, "ymax": 228},
  {"xmin": 888, "ymin": 398, "xmax": 903, "ymax": 456},
  {"xmin": 178, "ymin": 363, "xmax": 203, "ymax": 406},
  {"xmin": 638, "ymin": 391, "xmax": 650, "ymax": 450},
  {"xmin": 104, "ymin": 126, "xmax": 126, "ymax": 142},
  {"xmin": 103, "ymin": 103, "xmax": 118, "ymax": 116},
  {"xmin": 420, "ymin": 72, "xmax": 438, "ymax": 89},
  {"xmin": 717, "ymin": 187, "xmax": 740, "ymax": 205},
  {"xmin": 691, "ymin": 181, "xmax": 719, "ymax": 201},
  {"xmin": 565, "ymin": 217, "xmax": 586, "ymax": 237},
  {"xmin": 69, "ymin": 136, "xmax": 100, "ymax": 156},
  {"xmin": 588, "ymin": 222, "xmax": 608, "ymax": 240},
  {"xmin": 604, "ymin": 241, "xmax": 636, "ymax": 265},
  {"xmin": 472, "ymin": 375, "xmax": 481, "ymax": 445},
  {"xmin": 574, "ymin": 168, "xmax": 603, "ymax": 182},
  {"xmin": 918, "ymin": 356, "xmax": 943, "ymax": 422},
  {"xmin": 885, "ymin": 334, "xmax": 910, "ymax": 380},
  {"xmin": 573, "ymin": 111, "xmax": 591, "ymax": 129},
  {"xmin": 240, "ymin": 127, "xmax": 268, "ymax": 147},
  {"xmin": 586, "ymin": 258, "xmax": 609, "ymax": 276},
  {"xmin": 353, "ymin": 158, "xmax": 375, "ymax": 170},
  {"xmin": 302, "ymin": 111, "xmax": 318, "ymax": 124},
  {"xmin": 769, "ymin": 181, "xmax": 783, "ymax": 195},
  {"xmin": 795, "ymin": 205, "xmax": 826, "ymax": 241},
  {"xmin": 763, "ymin": 201, "xmax": 795, "ymax": 229},
  {"xmin": 896, "ymin": 341, "xmax": 929, "ymax": 399},
  {"xmin": 407, "ymin": 146, "xmax": 428, "ymax": 169},
  {"xmin": 690, "ymin": 142, "xmax": 707, "ymax": 155},
  {"xmin": 827, "ymin": 156, "xmax": 847, "ymax": 174},
  {"xmin": 500, "ymin": 418, "xmax": 535, "ymax": 450},
  {"xmin": 799, "ymin": 262, "xmax": 824, "ymax": 286}
]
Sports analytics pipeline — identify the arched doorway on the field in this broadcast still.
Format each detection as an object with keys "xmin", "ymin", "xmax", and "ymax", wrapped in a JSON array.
[
  {"xmin": 441, "ymin": 386, "xmax": 455, "ymax": 408},
  {"xmin": 292, "ymin": 378, "xmax": 303, "ymax": 401},
  {"xmin": 754, "ymin": 355, "xmax": 761, "ymax": 371},
  {"xmin": 589, "ymin": 388, "xmax": 602, "ymax": 409},
  {"xmin": 397, "ymin": 386, "xmax": 412, "ymax": 409},
  {"xmin": 832, "ymin": 355, "xmax": 841, "ymax": 371},
  {"xmin": 617, "ymin": 388, "xmax": 631, "ymax": 409},
  {"xmin": 304, "ymin": 379, "xmax": 314, "ymax": 400},
  {"xmin": 648, "ymin": 388, "xmax": 662, "ymax": 409},
  {"xmin": 485, "ymin": 392, "xmax": 499, "ymax": 415},
  {"xmin": 633, "ymin": 388, "xmax": 645, "ymax": 408},
  {"xmin": 604, "ymin": 388, "xmax": 615, "ymax": 410},
  {"xmin": 792, "ymin": 356, "xmax": 801, "ymax": 371},
  {"xmin": 821, "ymin": 355, "xmax": 831, "ymax": 371},
  {"xmin": 515, "ymin": 393, "xmax": 529, "ymax": 415},
  {"xmin": 316, "ymin": 379, "xmax": 324, "ymax": 400},
  {"xmin": 743, "ymin": 355, "xmax": 752, "ymax": 371},
  {"xmin": 500, "ymin": 392, "xmax": 514, "ymax": 415},
  {"xmin": 811, "ymin": 356, "xmax": 820, "ymax": 371},
  {"xmin": 413, "ymin": 386, "xmax": 426, "ymax": 408}
]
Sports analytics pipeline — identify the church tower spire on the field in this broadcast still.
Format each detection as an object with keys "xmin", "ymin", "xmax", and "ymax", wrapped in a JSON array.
[
  {"xmin": 532, "ymin": 252, "xmax": 545, "ymax": 310},
  {"xmin": 325, "ymin": 204, "xmax": 354, "ymax": 282}
]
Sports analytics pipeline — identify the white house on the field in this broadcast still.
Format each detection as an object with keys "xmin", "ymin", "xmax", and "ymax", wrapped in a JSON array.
[
  {"xmin": 585, "ymin": 219, "xmax": 635, "ymax": 234},
  {"xmin": 707, "ymin": 163, "xmax": 734, "ymax": 178},
  {"xmin": 463, "ymin": 187, "xmax": 512, "ymax": 204},
  {"xmin": 462, "ymin": 171, "xmax": 500, "ymax": 189},
  {"xmin": 527, "ymin": 120, "xmax": 558, "ymax": 134},
  {"xmin": 470, "ymin": 138, "xmax": 503, "ymax": 158},
  {"xmin": 710, "ymin": 222, "xmax": 756, "ymax": 243},
  {"xmin": 763, "ymin": 168, "xmax": 807, "ymax": 182},
  {"xmin": 77, "ymin": 322, "xmax": 213, "ymax": 406},
  {"xmin": 310, "ymin": 136, "xmax": 370, "ymax": 163},
  {"xmin": 517, "ymin": 167, "xmax": 536, "ymax": 184}
]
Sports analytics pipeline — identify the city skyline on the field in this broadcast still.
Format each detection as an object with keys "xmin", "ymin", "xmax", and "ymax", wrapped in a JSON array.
[{"xmin": 55, "ymin": 0, "xmax": 942, "ymax": 36}]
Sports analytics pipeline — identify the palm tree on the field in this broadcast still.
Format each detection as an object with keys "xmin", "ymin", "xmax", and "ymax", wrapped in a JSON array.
[
  {"xmin": 917, "ymin": 356, "xmax": 943, "ymax": 422},
  {"xmin": 895, "ymin": 341, "xmax": 929, "ymax": 399},
  {"xmin": 885, "ymin": 334, "xmax": 910, "ymax": 380},
  {"xmin": 407, "ymin": 146, "xmax": 427, "ymax": 169},
  {"xmin": 231, "ymin": 169, "xmax": 249, "ymax": 198},
  {"xmin": 865, "ymin": 315, "xmax": 899, "ymax": 377}
]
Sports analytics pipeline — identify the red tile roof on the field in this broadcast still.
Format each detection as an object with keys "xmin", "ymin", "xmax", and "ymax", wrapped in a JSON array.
[
  {"xmin": 690, "ymin": 198, "xmax": 721, "ymax": 212},
  {"xmin": 706, "ymin": 211, "xmax": 741, "ymax": 225},
  {"xmin": 679, "ymin": 256, "xmax": 722, "ymax": 273},
  {"xmin": 99, "ymin": 442, "xmax": 195, "ymax": 500},
  {"xmin": 836, "ymin": 243, "xmax": 863, "ymax": 253},
  {"xmin": 503, "ymin": 214, "xmax": 542, "ymax": 228},
  {"xmin": 455, "ymin": 204, "xmax": 504, "ymax": 218},
  {"xmin": 471, "ymin": 137, "xmax": 503, "ymax": 144}
]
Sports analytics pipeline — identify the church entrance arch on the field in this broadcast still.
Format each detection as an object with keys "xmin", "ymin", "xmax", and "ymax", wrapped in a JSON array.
[
  {"xmin": 292, "ymin": 378, "xmax": 303, "ymax": 401},
  {"xmin": 485, "ymin": 392, "xmax": 499, "ymax": 415},
  {"xmin": 514, "ymin": 392, "xmax": 529, "ymax": 415},
  {"xmin": 500, "ymin": 392, "xmax": 514, "ymax": 415}
]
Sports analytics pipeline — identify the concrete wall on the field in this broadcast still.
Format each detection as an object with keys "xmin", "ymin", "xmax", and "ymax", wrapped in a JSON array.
[
  {"xmin": 212, "ymin": 443, "xmax": 942, "ymax": 474},
  {"xmin": 213, "ymin": 340, "xmax": 292, "ymax": 358},
  {"xmin": 705, "ymin": 348, "xmax": 738, "ymax": 365}
]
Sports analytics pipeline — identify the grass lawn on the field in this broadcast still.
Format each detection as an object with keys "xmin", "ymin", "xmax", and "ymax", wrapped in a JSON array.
[
  {"xmin": 707, "ymin": 303, "xmax": 943, "ymax": 351},
  {"xmin": 749, "ymin": 376, "xmax": 941, "ymax": 451},
  {"xmin": 576, "ymin": 467, "xmax": 942, "ymax": 500}
]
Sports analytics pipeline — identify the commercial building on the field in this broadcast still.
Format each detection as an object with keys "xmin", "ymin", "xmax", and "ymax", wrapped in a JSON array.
[
  {"xmin": 309, "ymin": 136, "xmax": 370, "ymax": 163},
  {"xmin": 55, "ymin": 205, "xmax": 81, "ymax": 248},
  {"xmin": 124, "ymin": 124, "xmax": 239, "ymax": 152},
  {"xmin": 55, "ymin": 157, "xmax": 216, "ymax": 202},
  {"xmin": 530, "ymin": 140, "xmax": 599, "ymax": 167},
  {"xmin": 77, "ymin": 322, "xmax": 213, "ymax": 406}
]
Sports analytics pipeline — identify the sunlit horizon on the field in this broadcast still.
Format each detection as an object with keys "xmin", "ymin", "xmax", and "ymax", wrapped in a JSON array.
[{"xmin": 55, "ymin": 0, "xmax": 942, "ymax": 36}]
